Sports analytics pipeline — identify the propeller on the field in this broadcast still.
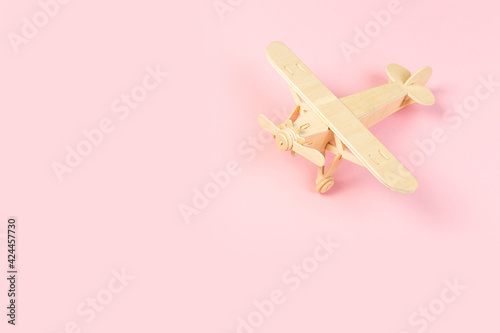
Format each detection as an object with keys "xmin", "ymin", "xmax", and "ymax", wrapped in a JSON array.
[
  {"xmin": 387, "ymin": 64, "xmax": 435, "ymax": 106},
  {"xmin": 258, "ymin": 114, "xmax": 325, "ymax": 166}
]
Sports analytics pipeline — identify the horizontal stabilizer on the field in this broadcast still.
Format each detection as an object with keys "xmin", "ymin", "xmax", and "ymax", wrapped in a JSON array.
[{"xmin": 387, "ymin": 64, "xmax": 435, "ymax": 106}]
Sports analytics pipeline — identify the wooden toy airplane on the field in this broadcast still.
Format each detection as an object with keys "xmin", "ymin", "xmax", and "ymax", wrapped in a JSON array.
[{"xmin": 258, "ymin": 41, "xmax": 435, "ymax": 194}]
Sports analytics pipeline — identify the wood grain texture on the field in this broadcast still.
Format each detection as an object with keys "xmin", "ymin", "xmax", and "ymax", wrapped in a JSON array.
[{"xmin": 266, "ymin": 41, "xmax": 418, "ymax": 193}]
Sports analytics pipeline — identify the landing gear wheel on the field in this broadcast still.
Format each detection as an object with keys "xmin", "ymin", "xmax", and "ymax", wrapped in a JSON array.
[{"xmin": 316, "ymin": 177, "xmax": 334, "ymax": 194}]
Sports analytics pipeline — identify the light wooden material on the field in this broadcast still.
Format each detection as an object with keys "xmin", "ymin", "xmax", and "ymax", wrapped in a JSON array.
[
  {"xmin": 258, "ymin": 41, "xmax": 435, "ymax": 194},
  {"xmin": 258, "ymin": 114, "xmax": 326, "ymax": 166},
  {"xmin": 325, "ymin": 144, "xmax": 361, "ymax": 166}
]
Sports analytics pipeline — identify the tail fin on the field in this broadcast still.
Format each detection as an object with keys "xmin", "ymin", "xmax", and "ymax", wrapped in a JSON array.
[
  {"xmin": 387, "ymin": 63, "xmax": 411, "ymax": 84},
  {"xmin": 406, "ymin": 66, "xmax": 432, "ymax": 86},
  {"xmin": 387, "ymin": 64, "xmax": 435, "ymax": 106}
]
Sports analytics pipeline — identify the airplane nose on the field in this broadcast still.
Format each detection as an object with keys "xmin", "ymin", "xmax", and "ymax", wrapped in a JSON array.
[{"xmin": 275, "ymin": 132, "xmax": 293, "ymax": 151}]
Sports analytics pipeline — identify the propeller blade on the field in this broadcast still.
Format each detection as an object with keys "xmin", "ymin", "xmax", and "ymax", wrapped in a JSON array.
[
  {"xmin": 258, "ymin": 114, "xmax": 279, "ymax": 134},
  {"xmin": 405, "ymin": 66, "xmax": 432, "ymax": 86},
  {"xmin": 387, "ymin": 64, "xmax": 411, "ymax": 84},
  {"xmin": 406, "ymin": 84, "xmax": 435, "ymax": 106},
  {"xmin": 292, "ymin": 143, "xmax": 325, "ymax": 166}
]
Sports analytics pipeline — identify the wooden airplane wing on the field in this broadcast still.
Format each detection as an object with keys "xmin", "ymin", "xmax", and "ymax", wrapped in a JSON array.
[{"xmin": 266, "ymin": 41, "xmax": 418, "ymax": 194}]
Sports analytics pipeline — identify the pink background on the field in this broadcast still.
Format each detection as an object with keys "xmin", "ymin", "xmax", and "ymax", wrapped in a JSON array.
[{"xmin": 1, "ymin": 0, "xmax": 499, "ymax": 332}]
